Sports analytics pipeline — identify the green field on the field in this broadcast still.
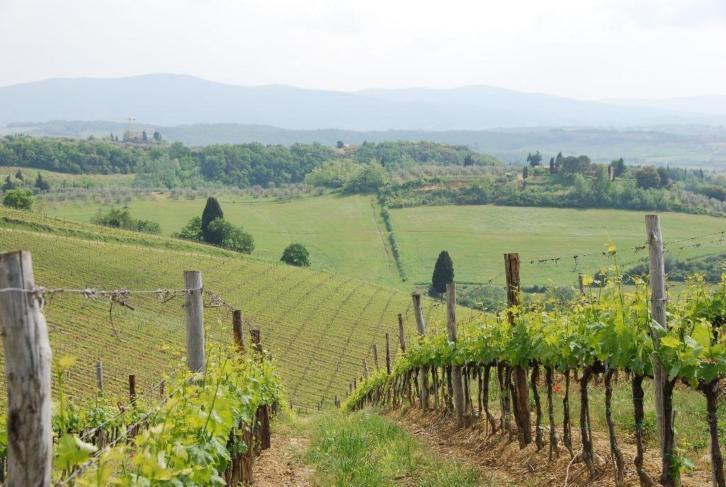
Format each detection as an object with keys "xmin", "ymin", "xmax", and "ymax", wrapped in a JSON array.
[
  {"xmin": 45, "ymin": 194, "xmax": 725, "ymax": 291},
  {"xmin": 45, "ymin": 193, "xmax": 402, "ymax": 288},
  {"xmin": 0, "ymin": 207, "xmax": 461, "ymax": 410},
  {"xmin": 391, "ymin": 205, "xmax": 726, "ymax": 287}
]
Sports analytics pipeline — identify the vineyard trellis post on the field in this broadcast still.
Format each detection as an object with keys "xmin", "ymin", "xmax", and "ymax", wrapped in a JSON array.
[
  {"xmin": 385, "ymin": 332, "xmax": 391, "ymax": 374},
  {"xmin": 233, "ymin": 309, "xmax": 245, "ymax": 352},
  {"xmin": 95, "ymin": 360, "xmax": 104, "ymax": 392},
  {"xmin": 645, "ymin": 214, "xmax": 680, "ymax": 487},
  {"xmin": 505, "ymin": 252, "xmax": 532, "ymax": 447},
  {"xmin": 372, "ymin": 343, "xmax": 379, "ymax": 370},
  {"xmin": 446, "ymin": 282, "xmax": 465, "ymax": 427},
  {"xmin": 397, "ymin": 313, "xmax": 407, "ymax": 354},
  {"xmin": 129, "ymin": 374, "xmax": 137, "ymax": 405},
  {"xmin": 0, "ymin": 250, "xmax": 52, "ymax": 487},
  {"xmin": 183, "ymin": 270, "xmax": 205, "ymax": 373},
  {"xmin": 412, "ymin": 292, "xmax": 429, "ymax": 411},
  {"xmin": 363, "ymin": 359, "xmax": 369, "ymax": 379}
]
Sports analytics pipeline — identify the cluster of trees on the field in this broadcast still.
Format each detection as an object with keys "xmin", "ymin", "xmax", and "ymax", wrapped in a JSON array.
[
  {"xmin": 175, "ymin": 197, "xmax": 255, "ymax": 254},
  {"xmin": 353, "ymin": 141, "xmax": 497, "ymax": 168},
  {"xmin": 2, "ymin": 170, "xmax": 51, "ymax": 192},
  {"xmin": 381, "ymin": 167, "xmax": 726, "ymax": 215},
  {"xmin": 0, "ymin": 136, "xmax": 495, "ymax": 191},
  {"xmin": 304, "ymin": 160, "xmax": 389, "ymax": 193},
  {"xmin": 90, "ymin": 208, "xmax": 161, "ymax": 234}
]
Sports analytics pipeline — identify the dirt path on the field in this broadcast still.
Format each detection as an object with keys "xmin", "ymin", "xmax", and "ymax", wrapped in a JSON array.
[
  {"xmin": 252, "ymin": 432, "xmax": 313, "ymax": 486},
  {"xmin": 385, "ymin": 408, "xmax": 711, "ymax": 487}
]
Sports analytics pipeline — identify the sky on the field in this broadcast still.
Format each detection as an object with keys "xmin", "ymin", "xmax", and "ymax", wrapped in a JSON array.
[{"xmin": 1, "ymin": 0, "xmax": 725, "ymax": 99}]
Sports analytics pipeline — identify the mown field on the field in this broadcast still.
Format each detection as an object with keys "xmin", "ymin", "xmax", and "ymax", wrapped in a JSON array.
[
  {"xmin": 0, "ymin": 207, "xmax": 460, "ymax": 411},
  {"xmin": 44, "ymin": 193, "xmax": 403, "ymax": 288},
  {"xmin": 45, "ymin": 193, "xmax": 726, "ymax": 291},
  {"xmin": 391, "ymin": 205, "xmax": 726, "ymax": 287}
]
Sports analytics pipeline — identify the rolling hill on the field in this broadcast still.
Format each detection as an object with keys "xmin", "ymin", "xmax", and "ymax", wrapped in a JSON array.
[
  {"xmin": 2, "ymin": 74, "xmax": 726, "ymax": 130},
  {"xmin": 0, "ymin": 207, "xmax": 460, "ymax": 410}
]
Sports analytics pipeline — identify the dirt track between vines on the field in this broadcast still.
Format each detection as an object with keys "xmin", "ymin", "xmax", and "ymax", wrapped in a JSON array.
[{"xmin": 385, "ymin": 408, "xmax": 712, "ymax": 486}]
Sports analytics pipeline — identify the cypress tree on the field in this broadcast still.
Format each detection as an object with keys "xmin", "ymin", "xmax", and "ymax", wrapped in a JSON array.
[
  {"xmin": 201, "ymin": 197, "xmax": 224, "ymax": 243},
  {"xmin": 431, "ymin": 251, "xmax": 454, "ymax": 295}
]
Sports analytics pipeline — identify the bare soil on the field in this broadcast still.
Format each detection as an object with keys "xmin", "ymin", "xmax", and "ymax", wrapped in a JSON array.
[{"xmin": 252, "ymin": 433, "xmax": 313, "ymax": 486}]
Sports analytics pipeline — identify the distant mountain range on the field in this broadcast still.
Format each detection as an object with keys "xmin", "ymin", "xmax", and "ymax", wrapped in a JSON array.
[{"xmin": 2, "ymin": 74, "xmax": 726, "ymax": 130}]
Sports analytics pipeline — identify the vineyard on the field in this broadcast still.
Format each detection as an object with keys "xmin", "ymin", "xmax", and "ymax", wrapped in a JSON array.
[
  {"xmin": 0, "ymin": 249, "xmax": 283, "ymax": 484},
  {"xmin": 346, "ymin": 217, "xmax": 725, "ymax": 486},
  {"xmin": 0, "ymin": 206, "xmax": 466, "ymax": 412}
]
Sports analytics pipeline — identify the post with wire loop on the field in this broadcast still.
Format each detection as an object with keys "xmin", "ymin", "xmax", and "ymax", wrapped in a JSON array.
[
  {"xmin": 645, "ymin": 214, "xmax": 679, "ymax": 487},
  {"xmin": 0, "ymin": 250, "xmax": 52, "ymax": 487},
  {"xmin": 183, "ymin": 270, "xmax": 205, "ymax": 373}
]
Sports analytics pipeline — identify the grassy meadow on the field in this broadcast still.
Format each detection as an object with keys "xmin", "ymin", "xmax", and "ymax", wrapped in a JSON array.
[
  {"xmin": 391, "ymin": 205, "xmax": 726, "ymax": 287},
  {"xmin": 44, "ymin": 193, "xmax": 403, "ymax": 288},
  {"xmin": 44, "ymin": 193, "xmax": 725, "ymax": 291}
]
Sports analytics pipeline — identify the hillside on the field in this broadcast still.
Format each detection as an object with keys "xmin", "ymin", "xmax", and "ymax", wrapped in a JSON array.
[
  {"xmin": 0, "ymin": 207, "xmax": 460, "ymax": 410},
  {"xmin": 2, "ymin": 74, "xmax": 726, "ymax": 130}
]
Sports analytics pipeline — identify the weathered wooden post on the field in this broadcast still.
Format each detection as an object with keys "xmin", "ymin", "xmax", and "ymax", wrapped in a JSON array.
[
  {"xmin": 578, "ymin": 273, "xmax": 585, "ymax": 295},
  {"xmin": 505, "ymin": 252, "xmax": 532, "ymax": 447},
  {"xmin": 0, "ymin": 251, "xmax": 52, "ymax": 487},
  {"xmin": 412, "ymin": 292, "xmax": 429, "ymax": 411},
  {"xmin": 233, "ymin": 309, "xmax": 245, "ymax": 352},
  {"xmin": 183, "ymin": 270, "xmax": 205, "ymax": 372},
  {"xmin": 646, "ymin": 214, "xmax": 679, "ymax": 487},
  {"xmin": 128, "ymin": 374, "xmax": 137, "ymax": 405},
  {"xmin": 446, "ymin": 282, "xmax": 465, "ymax": 427},
  {"xmin": 397, "ymin": 313, "xmax": 407, "ymax": 354},
  {"xmin": 250, "ymin": 328, "xmax": 262, "ymax": 355},
  {"xmin": 363, "ymin": 359, "xmax": 369, "ymax": 379},
  {"xmin": 372, "ymin": 344, "xmax": 379, "ymax": 370},
  {"xmin": 95, "ymin": 360, "xmax": 104, "ymax": 392},
  {"xmin": 385, "ymin": 332, "xmax": 391, "ymax": 374}
]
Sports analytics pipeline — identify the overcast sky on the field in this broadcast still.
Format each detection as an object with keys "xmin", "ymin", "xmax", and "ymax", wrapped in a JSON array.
[{"xmin": 1, "ymin": 0, "xmax": 725, "ymax": 99}]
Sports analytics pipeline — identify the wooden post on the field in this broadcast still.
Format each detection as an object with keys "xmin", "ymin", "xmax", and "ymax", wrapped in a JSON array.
[
  {"xmin": 363, "ymin": 359, "xmax": 369, "ymax": 379},
  {"xmin": 0, "ymin": 251, "xmax": 52, "ymax": 486},
  {"xmin": 159, "ymin": 380, "xmax": 165, "ymax": 397},
  {"xmin": 646, "ymin": 214, "xmax": 679, "ymax": 487},
  {"xmin": 412, "ymin": 292, "xmax": 426, "ymax": 335},
  {"xmin": 504, "ymin": 253, "xmax": 532, "ymax": 447},
  {"xmin": 250, "ymin": 328, "xmax": 262, "ymax": 355},
  {"xmin": 578, "ymin": 273, "xmax": 585, "ymax": 295},
  {"xmin": 372, "ymin": 344, "xmax": 379, "ymax": 370},
  {"xmin": 385, "ymin": 332, "xmax": 391, "ymax": 374},
  {"xmin": 129, "ymin": 374, "xmax": 137, "ymax": 405},
  {"xmin": 446, "ymin": 282, "xmax": 465, "ymax": 427},
  {"xmin": 412, "ymin": 292, "xmax": 429, "ymax": 411},
  {"xmin": 95, "ymin": 361, "xmax": 104, "ymax": 392},
  {"xmin": 183, "ymin": 270, "xmax": 205, "ymax": 373},
  {"xmin": 233, "ymin": 310, "xmax": 245, "ymax": 352},
  {"xmin": 397, "ymin": 313, "xmax": 406, "ymax": 354}
]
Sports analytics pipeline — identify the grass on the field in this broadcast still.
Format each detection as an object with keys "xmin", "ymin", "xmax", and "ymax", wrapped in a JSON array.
[
  {"xmin": 44, "ymin": 192, "xmax": 403, "ymax": 288},
  {"xmin": 390, "ymin": 204, "xmax": 726, "ymax": 287},
  {"xmin": 0, "ymin": 206, "xmax": 461, "ymax": 411},
  {"xmin": 307, "ymin": 411, "xmax": 486, "ymax": 486},
  {"xmin": 44, "ymin": 193, "xmax": 726, "ymax": 292}
]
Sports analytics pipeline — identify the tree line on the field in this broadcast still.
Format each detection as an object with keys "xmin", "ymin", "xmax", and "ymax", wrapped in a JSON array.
[{"xmin": 0, "ymin": 136, "xmax": 491, "ymax": 190}]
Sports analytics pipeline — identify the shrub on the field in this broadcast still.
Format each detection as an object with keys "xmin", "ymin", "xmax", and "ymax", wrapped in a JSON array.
[
  {"xmin": 280, "ymin": 243, "xmax": 311, "ymax": 267},
  {"xmin": 3, "ymin": 189, "xmax": 33, "ymax": 210}
]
